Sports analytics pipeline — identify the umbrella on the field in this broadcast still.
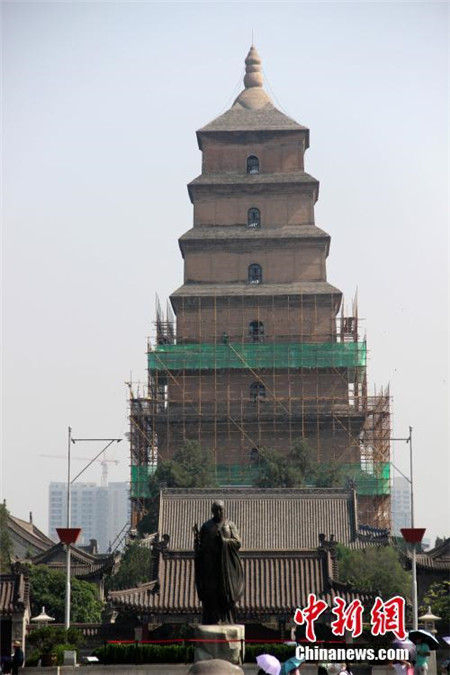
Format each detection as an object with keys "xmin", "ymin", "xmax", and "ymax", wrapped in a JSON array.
[
  {"xmin": 408, "ymin": 630, "xmax": 440, "ymax": 650},
  {"xmin": 280, "ymin": 656, "xmax": 306, "ymax": 675},
  {"xmin": 256, "ymin": 654, "xmax": 281, "ymax": 675},
  {"xmin": 392, "ymin": 638, "xmax": 416, "ymax": 658},
  {"xmin": 442, "ymin": 637, "xmax": 450, "ymax": 647}
]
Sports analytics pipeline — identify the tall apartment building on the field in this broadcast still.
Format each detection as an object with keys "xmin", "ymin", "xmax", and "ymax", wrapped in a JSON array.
[
  {"xmin": 129, "ymin": 46, "xmax": 391, "ymax": 531},
  {"xmin": 48, "ymin": 481, "xmax": 130, "ymax": 552},
  {"xmin": 391, "ymin": 476, "xmax": 412, "ymax": 536}
]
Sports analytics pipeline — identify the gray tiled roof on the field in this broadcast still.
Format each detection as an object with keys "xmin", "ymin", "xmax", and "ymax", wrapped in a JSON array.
[
  {"xmin": 108, "ymin": 550, "xmax": 373, "ymax": 617},
  {"xmin": 8, "ymin": 514, "xmax": 55, "ymax": 556},
  {"xmin": 171, "ymin": 282, "xmax": 342, "ymax": 299},
  {"xmin": 31, "ymin": 542, "xmax": 117, "ymax": 578},
  {"xmin": 401, "ymin": 538, "xmax": 450, "ymax": 571},
  {"xmin": 198, "ymin": 103, "xmax": 308, "ymax": 134},
  {"xmin": 179, "ymin": 225, "xmax": 330, "ymax": 243},
  {"xmin": 158, "ymin": 488, "xmax": 357, "ymax": 552},
  {"xmin": 0, "ymin": 571, "xmax": 29, "ymax": 614}
]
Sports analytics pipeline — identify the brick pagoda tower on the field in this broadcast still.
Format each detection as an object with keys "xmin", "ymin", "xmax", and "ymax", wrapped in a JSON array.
[{"xmin": 129, "ymin": 47, "xmax": 391, "ymax": 530}]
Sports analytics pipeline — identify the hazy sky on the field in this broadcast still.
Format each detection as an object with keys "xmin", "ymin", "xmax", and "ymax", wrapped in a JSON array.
[{"xmin": 2, "ymin": 1, "xmax": 449, "ymax": 545}]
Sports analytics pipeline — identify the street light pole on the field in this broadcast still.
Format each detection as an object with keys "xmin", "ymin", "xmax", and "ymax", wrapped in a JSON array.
[
  {"xmin": 407, "ymin": 426, "xmax": 419, "ymax": 630},
  {"xmin": 67, "ymin": 426, "xmax": 72, "ymax": 528},
  {"xmin": 65, "ymin": 426, "xmax": 72, "ymax": 631},
  {"xmin": 392, "ymin": 427, "xmax": 421, "ymax": 630},
  {"xmin": 63, "ymin": 429, "xmax": 121, "ymax": 631}
]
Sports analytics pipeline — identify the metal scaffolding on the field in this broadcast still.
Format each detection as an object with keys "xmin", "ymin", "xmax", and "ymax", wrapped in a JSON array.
[{"xmin": 128, "ymin": 294, "xmax": 391, "ymax": 531}]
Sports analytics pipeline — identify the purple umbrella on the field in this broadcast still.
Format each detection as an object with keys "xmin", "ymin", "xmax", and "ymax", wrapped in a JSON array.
[
  {"xmin": 393, "ymin": 637, "xmax": 416, "ymax": 658},
  {"xmin": 443, "ymin": 637, "xmax": 450, "ymax": 647},
  {"xmin": 256, "ymin": 653, "xmax": 281, "ymax": 675}
]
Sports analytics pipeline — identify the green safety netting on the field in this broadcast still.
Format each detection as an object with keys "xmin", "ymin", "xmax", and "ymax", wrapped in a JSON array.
[
  {"xmin": 148, "ymin": 342, "xmax": 366, "ymax": 372},
  {"xmin": 215, "ymin": 462, "xmax": 390, "ymax": 495},
  {"xmin": 131, "ymin": 461, "xmax": 390, "ymax": 496},
  {"xmin": 130, "ymin": 465, "xmax": 155, "ymax": 498},
  {"xmin": 344, "ymin": 462, "xmax": 391, "ymax": 495}
]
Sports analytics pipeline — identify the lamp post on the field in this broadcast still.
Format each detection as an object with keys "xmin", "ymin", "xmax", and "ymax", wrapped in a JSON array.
[
  {"xmin": 392, "ymin": 426, "xmax": 425, "ymax": 630},
  {"xmin": 400, "ymin": 527, "xmax": 426, "ymax": 630},
  {"xmin": 31, "ymin": 606, "xmax": 56, "ymax": 627},
  {"xmin": 419, "ymin": 606, "xmax": 441, "ymax": 634},
  {"xmin": 63, "ymin": 427, "xmax": 121, "ymax": 630},
  {"xmin": 56, "ymin": 527, "xmax": 82, "ymax": 630}
]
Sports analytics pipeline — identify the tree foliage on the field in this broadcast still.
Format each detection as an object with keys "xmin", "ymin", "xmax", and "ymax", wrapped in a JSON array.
[
  {"xmin": 107, "ymin": 541, "xmax": 153, "ymax": 591},
  {"xmin": 138, "ymin": 440, "xmax": 218, "ymax": 535},
  {"xmin": 253, "ymin": 440, "xmax": 345, "ymax": 489},
  {"xmin": 28, "ymin": 565, "xmax": 103, "ymax": 623},
  {"xmin": 27, "ymin": 626, "xmax": 83, "ymax": 655},
  {"xmin": 0, "ymin": 503, "xmax": 13, "ymax": 572},
  {"xmin": 421, "ymin": 580, "xmax": 450, "ymax": 626},
  {"xmin": 337, "ymin": 545, "xmax": 411, "ymax": 599},
  {"xmin": 253, "ymin": 446, "xmax": 304, "ymax": 488},
  {"xmin": 149, "ymin": 440, "xmax": 217, "ymax": 493}
]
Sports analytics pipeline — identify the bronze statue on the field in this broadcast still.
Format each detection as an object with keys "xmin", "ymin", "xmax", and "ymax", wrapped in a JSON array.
[{"xmin": 193, "ymin": 500, "xmax": 244, "ymax": 624}]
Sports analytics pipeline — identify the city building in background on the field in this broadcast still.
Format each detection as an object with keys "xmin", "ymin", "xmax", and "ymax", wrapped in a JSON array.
[
  {"xmin": 391, "ymin": 475, "xmax": 412, "ymax": 536},
  {"xmin": 48, "ymin": 481, "xmax": 130, "ymax": 552}
]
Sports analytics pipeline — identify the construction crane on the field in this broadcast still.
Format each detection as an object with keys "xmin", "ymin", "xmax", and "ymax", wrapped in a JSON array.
[{"xmin": 41, "ymin": 454, "xmax": 119, "ymax": 488}]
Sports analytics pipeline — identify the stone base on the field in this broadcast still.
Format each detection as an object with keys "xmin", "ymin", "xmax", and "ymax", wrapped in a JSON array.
[{"xmin": 193, "ymin": 624, "xmax": 245, "ymax": 665}]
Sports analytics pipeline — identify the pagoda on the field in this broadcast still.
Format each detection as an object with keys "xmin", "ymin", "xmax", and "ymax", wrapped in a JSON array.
[{"xmin": 129, "ymin": 47, "xmax": 391, "ymax": 531}]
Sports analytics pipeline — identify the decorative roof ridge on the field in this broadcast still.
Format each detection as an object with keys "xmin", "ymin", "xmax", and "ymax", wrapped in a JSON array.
[
  {"xmin": 108, "ymin": 579, "xmax": 158, "ymax": 598},
  {"xmin": 401, "ymin": 548, "xmax": 450, "ymax": 569},
  {"xmin": 161, "ymin": 548, "xmax": 330, "ymax": 559},
  {"xmin": 7, "ymin": 514, "xmax": 54, "ymax": 547},
  {"xmin": 426, "ymin": 537, "xmax": 450, "ymax": 559},
  {"xmin": 31, "ymin": 541, "xmax": 116, "ymax": 566},
  {"xmin": 160, "ymin": 487, "xmax": 352, "ymax": 497}
]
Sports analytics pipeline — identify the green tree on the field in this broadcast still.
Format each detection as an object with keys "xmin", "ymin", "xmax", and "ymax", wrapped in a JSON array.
[
  {"xmin": 337, "ymin": 545, "xmax": 411, "ymax": 599},
  {"xmin": 0, "ymin": 503, "xmax": 13, "ymax": 572},
  {"xmin": 150, "ymin": 440, "xmax": 217, "ymax": 491},
  {"xmin": 108, "ymin": 540, "xmax": 153, "ymax": 591},
  {"xmin": 421, "ymin": 580, "xmax": 450, "ymax": 626},
  {"xmin": 254, "ymin": 440, "xmax": 346, "ymax": 489},
  {"xmin": 253, "ymin": 446, "xmax": 305, "ymax": 487},
  {"xmin": 138, "ymin": 440, "xmax": 218, "ymax": 534},
  {"xmin": 27, "ymin": 626, "xmax": 83, "ymax": 654},
  {"xmin": 312, "ymin": 461, "xmax": 345, "ymax": 487},
  {"xmin": 137, "ymin": 440, "xmax": 217, "ymax": 536},
  {"xmin": 29, "ymin": 565, "xmax": 103, "ymax": 623}
]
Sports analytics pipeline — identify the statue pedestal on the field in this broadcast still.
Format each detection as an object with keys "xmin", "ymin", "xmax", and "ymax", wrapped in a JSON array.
[{"xmin": 194, "ymin": 624, "xmax": 245, "ymax": 664}]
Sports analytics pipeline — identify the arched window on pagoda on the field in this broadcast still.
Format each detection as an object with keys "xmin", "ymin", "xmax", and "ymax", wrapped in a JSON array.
[
  {"xmin": 249, "ymin": 320, "xmax": 264, "ymax": 342},
  {"xmin": 248, "ymin": 263, "xmax": 262, "ymax": 284},
  {"xmin": 249, "ymin": 446, "xmax": 260, "ymax": 463},
  {"xmin": 247, "ymin": 155, "xmax": 260, "ymax": 174},
  {"xmin": 247, "ymin": 208, "xmax": 261, "ymax": 229},
  {"xmin": 250, "ymin": 381, "xmax": 266, "ymax": 402}
]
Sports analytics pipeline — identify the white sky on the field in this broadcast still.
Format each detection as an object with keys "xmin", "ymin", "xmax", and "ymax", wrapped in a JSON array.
[{"xmin": 2, "ymin": 1, "xmax": 449, "ymax": 545}]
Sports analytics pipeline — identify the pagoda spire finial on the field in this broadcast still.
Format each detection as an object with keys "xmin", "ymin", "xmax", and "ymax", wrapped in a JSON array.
[{"xmin": 244, "ymin": 45, "xmax": 263, "ymax": 89}]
